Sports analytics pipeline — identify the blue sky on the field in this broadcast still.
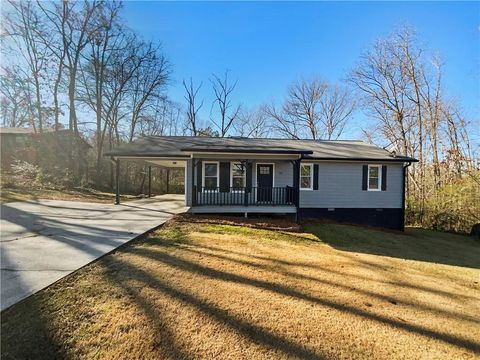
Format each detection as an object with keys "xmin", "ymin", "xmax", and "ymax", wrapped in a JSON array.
[{"xmin": 123, "ymin": 1, "xmax": 479, "ymax": 139}]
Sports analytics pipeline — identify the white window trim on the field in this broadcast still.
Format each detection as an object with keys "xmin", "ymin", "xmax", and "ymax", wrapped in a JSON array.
[
  {"xmin": 300, "ymin": 163, "xmax": 313, "ymax": 191},
  {"xmin": 202, "ymin": 161, "xmax": 219, "ymax": 191},
  {"xmin": 254, "ymin": 163, "xmax": 275, "ymax": 188},
  {"xmin": 367, "ymin": 164, "xmax": 382, "ymax": 191},
  {"xmin": 230, "ymin": 161, "xmax": 246, "ymax": 192}
]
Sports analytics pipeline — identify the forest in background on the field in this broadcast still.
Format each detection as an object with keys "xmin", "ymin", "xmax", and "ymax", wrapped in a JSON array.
[{"xmin": 0, "ymin": 1, "xmax": 478, "ymax": 233}]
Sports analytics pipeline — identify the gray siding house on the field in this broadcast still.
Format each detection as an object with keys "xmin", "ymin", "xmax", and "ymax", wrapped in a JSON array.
[{"xmin": 105, "ymin": 136, "xmax": 416, "ymax": 230}]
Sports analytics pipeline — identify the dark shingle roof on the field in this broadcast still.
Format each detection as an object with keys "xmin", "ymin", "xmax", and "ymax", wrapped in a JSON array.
[
  {"xmin": 0, "ymin": 127, "xmax": 38, "ymax": 134},
  {"xmin": 104, "ymin": 136, "xmax": 417, "ymax": 162},
  {"xmin": 0, "ymin": 127, "xmax": 91, "ymax": 148}
]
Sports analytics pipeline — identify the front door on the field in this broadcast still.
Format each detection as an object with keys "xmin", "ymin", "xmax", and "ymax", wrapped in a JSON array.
[{"xmin": 256, "ymin": 164, "xmax": 273, "ymax": 202}]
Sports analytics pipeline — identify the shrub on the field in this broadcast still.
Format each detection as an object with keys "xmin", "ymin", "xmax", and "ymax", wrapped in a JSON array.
[
  {"xmin": 6, "ymin": 160, "xmax": 74, "ymax": 189},
  {"xmin": 406, "ymin": 177, "xmax": 480, "ymax": 234},
  {"xmin": 10, "ymin": 160, "xmax": 42, "ymax": 187}
]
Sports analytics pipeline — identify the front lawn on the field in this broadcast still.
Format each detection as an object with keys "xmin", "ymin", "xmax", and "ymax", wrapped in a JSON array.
[{"xmin": 2, "ymin": 217, "xmax": 479, "ymax": 359}]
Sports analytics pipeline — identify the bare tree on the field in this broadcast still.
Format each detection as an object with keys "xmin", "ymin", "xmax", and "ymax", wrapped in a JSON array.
[
  {"xmin": 100, "ymin": 33, "xmax": 144, "ymax": 144},
  {"xmin": 5, "ymin": 1, "xmax": 50, "ymax": 132},
  {"xmin": 266, "ymin": 79, "xmax": 354, "ymax": 139},
  {"xmin": 210, "ymin": 70, "xmax": 241, "ymax": 137},
  {"xmin": 35, "ymin": 1, "xmax": 67, "ymax": 131},
  {"xmin": 348, "ymin": 23, "xmax": 477, "ymax": 222},
  {"xmin": 38, "ymin": 0, "xmax": 100, "ymax": 134},
  {"xmin": 183, "ymin": 77, "xmax": 203, "ymax": 136},
  {"xmin": 421, "ymin": 55, "xmax": 443, "ymax": 186},
  {"xmin": 319, "ymin": 85, "xmax": 355, "ymax": 139},
  {"xmin": 264, "ymin": 99, "xmax": 301, "ymax": 139},
  {"xmin": 141, "ymin": 99, "xmax": 182, "ymax": 136},
  {"xmin": 396, "ymin": 26, "xmax": 428, "ymax": 199},
  {"xmin": 348, "ymin": 37, "xmax": 414, "ymax": 157},
  {"xmin": 284, "ymin": 79, "xmax": 327, "ymax": 139},
  {"xmin": 0, "ymin": 67, "xmax": 33, "ymax": 127},
  {"xmin": 233, "ymin": 106, "xmax": 271, "ymax": 138},
  {"xmin": 77, "ymin": 1, "xmax": 123, "ymax": 185},
  {"xmin": 127, "ymin": 42, "xmax": 169, "ymax": 142}
]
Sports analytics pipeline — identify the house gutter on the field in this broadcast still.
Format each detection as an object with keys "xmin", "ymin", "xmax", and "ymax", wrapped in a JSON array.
[
  {"xmin": 181, "ymin": 148, "xmax": 313, "ymax": 155},
  {"xmin": 294, "ymin": 154, "xmax": 304, "ymax": 223},
  {"xmin": 304, "ymin": 157, "xmax": 418, "ymax": 162}
]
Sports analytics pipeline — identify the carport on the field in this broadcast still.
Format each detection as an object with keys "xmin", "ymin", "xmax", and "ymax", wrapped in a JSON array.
[
  {"xmin": 104, "ymin": 137, "xmax": 193, "ymax": 206},
  {"xmin": 110, "ymin": 156, "xmax": 188, "ymax": 205}
]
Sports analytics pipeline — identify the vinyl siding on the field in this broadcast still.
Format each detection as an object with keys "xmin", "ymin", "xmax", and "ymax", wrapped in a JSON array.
[{"xmin": 299, "ymin": 162, "xmax": 403, "ymax": 208}]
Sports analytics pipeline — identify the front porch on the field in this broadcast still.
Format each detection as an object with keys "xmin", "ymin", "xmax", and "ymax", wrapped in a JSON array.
[
  {"xmin": 190, "ymin": 185, "xmax": 297, "ymax": 214},
  {"xmin": 188, "ymin": 159, "xmax": 301, "ymax": 218},
  {"xmin": 192, "ymin": 186, "xmax": 297, "ymax": 206}
]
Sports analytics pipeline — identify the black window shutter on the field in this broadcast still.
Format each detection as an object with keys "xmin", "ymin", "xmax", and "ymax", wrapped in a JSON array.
[
  {"xmin": 293, "ymin": 161, "xmax": 299, "ymax": 189},
  {"xmin": 219, "ymin": 162, "xmax": 230, "ymax": 192},
  {"xmin": 196, "ymin": 161, "xmax": 202, "ymax": 192},
  {"xmin": 381, "ymin": 165, "xmax": 387, "ymax": 191},
  {"xmin": 245, "ymin": 162, "xmax": 253, "ymax": 192},
  {"xmin": 313, "ymin": 164, "xmax": 319, "ymax": 190},
  {"xmin": 362, "ymin": 165, "xmax": 368, "ymax": 190}
]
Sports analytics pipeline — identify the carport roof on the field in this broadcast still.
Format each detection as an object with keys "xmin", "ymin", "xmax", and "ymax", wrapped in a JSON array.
[{"xmin": 104, "ymin": 136, "xmax": 417, "ymax": 162}]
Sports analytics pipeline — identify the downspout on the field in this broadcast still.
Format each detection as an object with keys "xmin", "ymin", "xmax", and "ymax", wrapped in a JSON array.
[
  {"xmin": 295, "ymin": 154, "xmax": 304, "ymax": 224},
  {"xmin": 402, "ymin": 161, "xmax": 412, "ymax": 231}
]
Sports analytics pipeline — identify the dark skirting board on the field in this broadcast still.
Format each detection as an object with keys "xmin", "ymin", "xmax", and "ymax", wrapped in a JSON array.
[{"xmin": 298, "ymin": 208, "xmax": 404, "ymax": 231}]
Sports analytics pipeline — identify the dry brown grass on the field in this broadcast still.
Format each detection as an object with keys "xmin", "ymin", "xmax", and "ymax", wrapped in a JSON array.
[
  {"xmin": 2, "ymin": 218, "xmax": 479, "ymax": 359},
  {"xmin": 0, "ymin": 186, "xmax": 139, "ymax": 204}
]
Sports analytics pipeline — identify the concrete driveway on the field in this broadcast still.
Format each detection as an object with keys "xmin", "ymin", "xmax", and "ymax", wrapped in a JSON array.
[{"xmin": 0, "ymin": 194, "xmax": 186, "ymax": 311}]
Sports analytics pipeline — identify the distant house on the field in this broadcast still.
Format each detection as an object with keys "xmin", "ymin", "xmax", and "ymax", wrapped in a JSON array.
[
  {"xmin": 105, "ymin": 136, "xmax": 417, "ymax": 230},
  {"xmin": 0, "ymin": 127, "xmax": 91, "ymax": 176}
]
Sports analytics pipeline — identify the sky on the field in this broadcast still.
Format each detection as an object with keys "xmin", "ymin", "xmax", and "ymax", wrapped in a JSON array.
[{"xmin": 122, "ymin": 1, "xmax": 479, "ymax": 140}]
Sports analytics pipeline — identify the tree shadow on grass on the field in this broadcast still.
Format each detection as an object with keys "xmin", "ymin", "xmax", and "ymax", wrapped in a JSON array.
[
  {"xmin": 192, "ymin": 242, "xmax": 480, "ymax": 303},
  {"xmin": 176, "ymin": 245, "xmax": 479, "ymax": 324},
  {"xmin": 2, "ymin": 229, "xmax": 479, "ymax": 360},
  {"xmin": 118, "ymin": 243, "xmax": 480, "ymax": 354},
  {"xmin": 99, "ymin": 262, "xmax": 196, "ymax": 360},
  {"xmin": 300, "ymin": 222, "xmax": 480, "ymax": 269},
  {"xmin": 1, "ymin": 281, "xmax": 69, "ymax": 360},
  {"xmin": 99, "ymin": 254, "xmax": 328, "ymax": 360}
]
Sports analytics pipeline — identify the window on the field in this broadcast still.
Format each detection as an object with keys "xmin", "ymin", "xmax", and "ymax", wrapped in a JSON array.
[
  {"xmin": 368, "ymin": 165, "xmax": 381, "ymax": 191},
  {"xmin": 231, "ymin": 162, "xmax": 246, "ymax": 190},
  {"xmin": 203, "ymin": 162, "xmax": 218, "ymax": 190},
  {"xmin": 259, "ymin": 166, "xmax": 270, "ymax": 175},
  {"xmin": 300, "ymin": 164, "xmax": 313, "ymax": 190},
  {"xmin": 15, "ymin": 136, "xmax": 25, "ymax": 146}
]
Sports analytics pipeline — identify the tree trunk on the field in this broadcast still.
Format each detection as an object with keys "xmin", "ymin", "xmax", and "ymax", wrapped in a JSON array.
[{"xmin": 34, "ymin": 74, "xmax": 43, "ymax": 132}]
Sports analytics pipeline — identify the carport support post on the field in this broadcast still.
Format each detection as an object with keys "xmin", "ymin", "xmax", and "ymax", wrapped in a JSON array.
[
  {"xmin": 115, "ymin": 159, "xmax": 120, "ymax": 205},
  {"xmin": 148, "ymin": 166, "xmax": 152, "ymax": 198},
  {"xmin": 191, "ymin": 159, "xmax": 196, "ymax": 206}
]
